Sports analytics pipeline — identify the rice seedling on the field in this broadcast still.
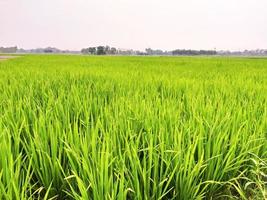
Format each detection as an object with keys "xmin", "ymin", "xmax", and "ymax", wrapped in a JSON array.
[{"xmin": 0, "ymin": 55, "xmax": 266, "ymax": 199}]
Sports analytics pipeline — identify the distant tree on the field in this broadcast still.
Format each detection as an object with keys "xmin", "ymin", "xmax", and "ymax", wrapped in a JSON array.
[
  {"xmin": 105, "ymin": 46, "xmax": 110, "ymax": 54},
  {"xmin": 96, "ymin": 46, "xmax": 106, "ymax": 55},
  {"xmin": 172, "ymin": 49, "xmax": 216, "ymax": 56},
  {"xmin": 81, "ymin": 47, "xmax": 97, "ymax": 54},
  {"xmin": 44, "ymin": 49, "xmax": 53, "ymax": 53},
  {"xmin": 81, "ymin": 48, "xmax": 89, "ymax": 54},
  {"xmin": 88, "ymin": 47, "xmax": 96, "ymax": 54},
  {"xmin": 110, "ymin": 47, "xmax": 117, "ymax": 55},
  {"xmin": 145, "ymin": 48, "xmax": 153, "ymax": 55},
  {"xmin": 145, "ymin": 48, "xmax": 165, "ymax": 55}
]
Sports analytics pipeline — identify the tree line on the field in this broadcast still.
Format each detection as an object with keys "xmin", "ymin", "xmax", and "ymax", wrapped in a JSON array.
[
  {"xmin": 172, "ymin": 49, "xmax": 216, "ymax": 55},
  {"xmin": 81, "ymin": 46, "xmax": 217, "ymax": 56},
  {"xmin": 0, "ymin": 46, "xmax": 17, "ymax": 53},
  {"xmin": 2, "ymin": 45, "xmax": 267, "ymax": 56},
  {"xmin": 81, "ymin": 46, "xmax": 117, "ymax": 55}
]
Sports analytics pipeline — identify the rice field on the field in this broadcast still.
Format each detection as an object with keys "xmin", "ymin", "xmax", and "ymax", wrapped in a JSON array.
[{"xmin": 0, "ymin": 55, "xmax": 266, "ymax": 199}]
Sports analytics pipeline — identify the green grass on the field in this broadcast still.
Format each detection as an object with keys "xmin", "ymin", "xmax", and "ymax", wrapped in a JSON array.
[{"xmin": 0, "ymin": 55, "xmax": 266, "ymax": 199}]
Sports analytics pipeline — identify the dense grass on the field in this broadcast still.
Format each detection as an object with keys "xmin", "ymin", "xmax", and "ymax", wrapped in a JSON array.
[{"xmin": 0, "ymin": 55, "xmax": 266, "ymax": 199}]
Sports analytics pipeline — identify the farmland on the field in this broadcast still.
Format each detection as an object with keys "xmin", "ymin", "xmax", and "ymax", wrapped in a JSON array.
[{"xmin": 0, "ymin": 55, "xmax": 266, "ymax": 199}]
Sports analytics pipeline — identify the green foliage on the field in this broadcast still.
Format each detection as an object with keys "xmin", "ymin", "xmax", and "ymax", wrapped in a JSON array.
[{"xmin": 0, "ymin": 55, "xmax": 266, "ymax": 199}]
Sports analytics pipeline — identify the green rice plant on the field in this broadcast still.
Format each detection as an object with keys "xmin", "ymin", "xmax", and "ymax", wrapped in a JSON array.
[{"xmin": 0, "ymin": 55, "xmax": 266, "ymax": 199}]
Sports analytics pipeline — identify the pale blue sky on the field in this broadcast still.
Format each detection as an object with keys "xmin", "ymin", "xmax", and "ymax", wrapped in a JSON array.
[{"xmin": 1, "ymin": 0, "xmax": 267, "ymax": 51}]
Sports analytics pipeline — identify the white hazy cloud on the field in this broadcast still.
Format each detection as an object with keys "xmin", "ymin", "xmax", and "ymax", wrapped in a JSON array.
[{"xmin": 1, "ymin": 0, "xmax": 267, "ymax": 50}]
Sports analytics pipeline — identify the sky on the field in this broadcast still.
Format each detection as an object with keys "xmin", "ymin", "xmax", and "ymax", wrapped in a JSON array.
[{"xmin": 0, "ymin": 0, "xmax": 267, "ymax": 51}]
